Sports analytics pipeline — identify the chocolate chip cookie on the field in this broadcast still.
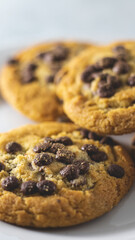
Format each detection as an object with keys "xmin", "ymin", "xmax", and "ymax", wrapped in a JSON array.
[
  {"xmin": 56, "ymin": 41, "xmax": 135, "ymax": 134},
  {"xmin": 0, "ymin": 41, "xmax": 91, "ymax": 122},
  {"xmin": 0, "ymin": 122, "xmax": 134, "ymax": 228}
]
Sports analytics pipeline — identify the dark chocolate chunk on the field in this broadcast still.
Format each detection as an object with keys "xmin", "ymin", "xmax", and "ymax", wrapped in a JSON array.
[
  {"xmin": 0, "ymin": 162, "xmax": 5, "ymax": 172},
  {"xmin": 99, "ymin": 74, "xmax": 121, "ymax": 89},
  {"xmin": 81, "ymin": 65, "xmax": 97, "ymax": 83},
  {"xmin": 34, "ymin": 153, "xmax": 53, "ymax": 166},
  {"xmin": 55, "ymin": 136, "xmax": 73, "ymax": 146},
  {"xmin": 5, "ymin": 141, "xmax": 22, "ymax": 154},
  {"xmin": 2, "ymin": 176, "xmax": 19, "ymax": 191},
  {"xmin": 60, "ymin": 164, "xmax": 79, "ymax": 181},
  {"xmin": 44, "ymin": 137, "xmax": 56, "ymax": 144},
  {"xmin": 26, "ymin": 63, "xmax": 37, "ymax": 71},
  {"xmin": 21, "ymin": 63, "xmax": 37, "ymax": 84},
  {"xmin": 112, "ymin": 45, "xmax": 127, "ymax": 60},
  {"xmin": 127, "ymin": 75, "xmax": 135, "ymax": 87},
  {"xmin": 90, "ymin": 150, "xmax": 108, "ymax": 162},
  {"xmin": 81, "ymin": 144, "xmax": 99, "ymax": 155},
  {"xmin": 79, "ymin": 128, "xmax": 89, "ymax": 139},
  {"xmin": 113, "ymin": 61, "xmax": 130, "ymax": 74},
  {"xmin": 107, "ymin": 164, "xmax": 124, "ymax": 178},
  {"xmin": 98, "ymin": 84, "xmax": 115, "ymax": 98},
  {"xmin": 96, "ymin": 57, "xmax": 117, "ymax": 69},
  {"xmin": 56, "ymin": 148, "xmax": 75, "ymax": 164},
  {"xmin": 74, "ymin": 160, "xmax": 89, "ymax": 174},
  {"xmin": 88, "ymin": 131, "xmax": 103, "ymax": 141},
  {"xmin": 21, "ymin": 181, "xmax": 38, "ymax": 195},
  {"xmin": 49, "ymin": 143, "xmax": 65, "ymax": 154},
  {"xmin": 37, "ymin": 180, "xmax": 56, "ymax": 195},
  {"xmin": 33, "ymin": 142, "xmax": 52, "ymax": 153}
]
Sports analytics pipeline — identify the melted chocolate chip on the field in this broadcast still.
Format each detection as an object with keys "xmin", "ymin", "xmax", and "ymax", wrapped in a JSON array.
[
  {"xmin": 98, "ymin": 84, "xmax": 115, "ymax": 98},
  {"xmin": 26, "ymin": 63, "xmax": 37, "ymax": 71},
  {"xmin": 56, "ymin": 148, "xmax": 75, "ymax": 164},
  {"xmin": 33, "ymin": 142, "xmax": 52, "ymax": 153},
  {"xmin": 81, "ymin": 144, "xmax": 99, "ymax": 155},
  {"xmin": 44, "ymin": 45, "xmax": 69, "ymax": 64},
  {"xmin": 107, "ymin": 164, "xmax": 124, "ymax": 178},
  {"xmin": 49, "ymin": 143, "xmax": 65, "ymax": 154},
  {"xmin": 127, "ymin": 75, "xmax": 135, "ymax": 87},
  {"xmin": 34, "ymin": 153, "xmax": 53, "ymax": 166},
  {"xmin": 60, "ymin": 164, "xmax": 79, "ymax": 181},
  {"xmin": 37, "ymin": 180, "xmax": 56, "ymax": 195},
  {"xmin": 21, "ymin": 63, "xmax": 37, "ymax": 84},
  {"xmin": 21, "ymin": 181, "xmax": 38, "ymax": 195},
  {"xmin": 100, "ymin": 136, "xmax": 117, "ymax": 146},
  {"xmin": 5, "ymin": 141, "xmax": 22, "ymax": 154},
  {"xmin": 0, "ymin": 162, "xmax": 5, "ymax": 172},
  {"xmin": 96, "ymin": 57, "xmax": 117, "ymax": 69},
  {"xmin": 7, "ymin": 58, "xmax": 19, "ymax": 65},
  {"xmin": 99, "ymin": 74, "xmax": 121, "ymax": 89},
  {"xmin": 55, "ymin": 136, "xmax": 73, "ymax": 146},
  {"xmin": 45, "ymin": 75, "xmax": 55, "ymax": 83},
  {"xmin": 2, "ymin": 176, "xmax": 19, "ymax": 191},
  {"xmin": 81, "ymin": 65, "xmax": 97, "ymax": 83},
  {"xmin": 74, "ymin": 160, "xmax": 89, "ymax": 174},
  {"xmin": 113, "ymin": 61, "xmax": 130, "ymax": 74},
  {"xmin": 70, "ymin": 176, "xmax": 87, "ymax": 188},
  {"xmin": 90, "ymin": 150, "xmax": 108, "ymax": 162}
]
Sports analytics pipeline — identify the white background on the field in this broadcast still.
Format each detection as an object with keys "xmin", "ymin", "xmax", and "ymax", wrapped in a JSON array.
[
  {"xmin": 0, "ymin": 0, "xmax": 135, "ymax": 49},
  {"xmin": 0, "ymin": 1, "xmax": 135, "ymax": 239}
]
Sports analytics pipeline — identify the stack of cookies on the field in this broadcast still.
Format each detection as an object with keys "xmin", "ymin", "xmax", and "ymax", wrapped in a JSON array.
[{"xmin": 0, "ymin": 41, "xmax": 134, "ymax": 228}]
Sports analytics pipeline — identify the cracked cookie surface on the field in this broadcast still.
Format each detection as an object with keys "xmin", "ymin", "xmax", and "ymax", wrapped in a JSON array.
[
  {"xmin": 0, "ymin": 122, "xmax": 134, "ymax": 228},
  {"xmin": 57, "ymin": 41, "xmax": 135, "ymax": 134},
  {"xmin": 0, "ymin": 41, "xmax": 91, "ymax": 122}
]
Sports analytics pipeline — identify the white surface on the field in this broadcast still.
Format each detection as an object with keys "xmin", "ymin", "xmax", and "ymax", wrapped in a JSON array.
[
  {"xmin": 0, "ymin": 0, "xmax": 135, "ymax": 49},
  {"xmin": 0, "ymin": 48, "xmax": 135, "ymax": 240}
]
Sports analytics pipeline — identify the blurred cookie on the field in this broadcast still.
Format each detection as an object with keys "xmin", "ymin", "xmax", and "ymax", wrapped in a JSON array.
[
  {"xmin": 0, "ymin": 41, "xmax": 91, "ymax": 121},
  {"xmin": 56, "ymin": 41, "xmax": 135, "ymax": 134},
  {"xmin": 0, "ymin": 122, "xmax": 134, "ymax": 227}
]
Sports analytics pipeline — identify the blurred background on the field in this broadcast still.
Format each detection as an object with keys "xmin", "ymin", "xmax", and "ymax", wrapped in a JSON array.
[{"xmin": 0, "ymin": 0, "xmax": 135, "ymax": 49}]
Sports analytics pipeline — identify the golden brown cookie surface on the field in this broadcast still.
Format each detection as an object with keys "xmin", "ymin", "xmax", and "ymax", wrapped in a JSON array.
[
  {"xmin": 0, "ymin": 41, "xmax": 91, "ymax": 122},
  {"xmin": 57, "ymin": 41, "xmax": 135, "ymax": 134},
  {"xmin": 0, "ymin": 122, "xmax": 134, "ymax": 228}
]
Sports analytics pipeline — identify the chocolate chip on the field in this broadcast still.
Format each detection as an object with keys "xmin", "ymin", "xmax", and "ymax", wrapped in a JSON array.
[
  {"xmin": 34, "ymin": 153, "xmax": 53, "ymax": 166},
  {"xmin": 99, "ymin": 74, "xmax": 121, "ymax": 89},
  {"xmin": 56, "ymin": 148, "xmax": 75, "ymax": 164},
  {"xmin": 0, "ymin": 163, "xmax": 5, "ymax": 172},
  {"xmin": 26, "ymin": 63, "xmax": 37, "ymax": 71},
  {"xmin": 100, "ymin": 136, "xmax": 117, "ymax": 146},
  {"xmin": 70, "ymin": 176, "xmax": 87, "ymax": 188},
  {"xmin": 60, "ymin": 164, "xmax": 79, "ymax": 181},
  {"xmin": 37, "ymin": 180, "xmax": 56, "ymax": 195},
  {"xmin": 113, "ymin": 61, "xmax": 130, "ymax": 74},
  {"xmin": 49, "ymin": 143, "xmax": 65, "ymax": 154},
  {"xmin": 96, "ymin": 57, "xmax": 117, "ymax": 69},
  {"xmin": 90, "ymin": 150, "xmax": 108, "ymax": 162},
  {"xmin": 7, "ymin": 58, "xmax": 19, "ymax": 65},
  {"xmin": 79, "ymin": 128, "xmax": 90, "ymax": 139},
  {"xmin": 57, "ymin": 115, "xmax": 72, "ymax": 123},
  {"xmin": 107, "ymin": 164, "xmax": 124, "ymax": 178},
  {"xmin": 81, "ymin": 65, "xmax": 97, "ymax": 83},
  {"xmin": 2, "ymin": 176, "xmax": 19, "ymax": 191},
  {"xmin": 5, "ymin": 141, "xmax": 22, "ymax": 154},
  {"xmin": 45, "ymin": 75, "xmax": 55, "ymax": 83},
  {"xmin": 88, "ymin": 131, "xmax": 103, "ymax": 141},
  {"xmin": 74, "ymin": 160, "xmax": 89, "ymax": 174},
  {"xmin": 81, "ymin": 144, "xmax": 99, "ymax": 155},
  {"xmin": 21, "ymin": 181, "xmax": 38, "ymax": 195},
  {"xmin": 98, "ymin": 84, "xmax": 115, "ymax": 98},
  {"xmin": 44, "ymin": 45, "xmax": 69, "ymax": 64},
  {"xmin": 127, "ymin": 75, "xmax": 135, "ymax": 87},
  {"xmin": 21, "ymin": 63, "xmax": 37, "ymax": 84},
  {"xmin": 33, "ymin": 142, "xmax": 52, "ymax": 153},
  {"xmin": 36, "ymin": 52, "xmax": 46, "ymax": 59},
  {"xmin": 55, "ymin": 136, "xmax": 73, "ymax": 146}
]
